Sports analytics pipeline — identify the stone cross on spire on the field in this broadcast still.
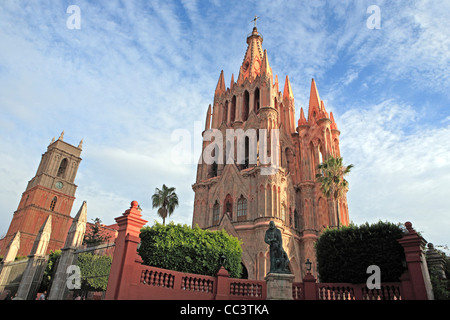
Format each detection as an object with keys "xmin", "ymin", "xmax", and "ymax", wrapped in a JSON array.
[{"xmin": 251, "ymin": 16, "xmax": 259, "ymax": 28}]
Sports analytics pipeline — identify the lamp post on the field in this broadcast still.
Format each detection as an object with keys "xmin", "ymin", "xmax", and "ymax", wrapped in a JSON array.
[
  {"xmin": 219, "ymin": 254, "xmax": 226, "ymax": 267},
  {"xmin": 303, "ymin": 258, "xmax": 316, "ymax": 300},
  {"xmin": 305, "ymin": 259, "xmax": 312, "ymax": 274}
]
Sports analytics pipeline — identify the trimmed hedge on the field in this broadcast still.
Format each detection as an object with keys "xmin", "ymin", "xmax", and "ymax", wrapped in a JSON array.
[
  {"xmin": 315, "ymin": 221, "xmax": 406, "ymax": 283},
  {"xmin": 138, "ymin": 222, "xmax": 243, "ymax": 278},
  {"xmin": 76, "ymin": 252, "xmax": 112, "ymax": 291}
]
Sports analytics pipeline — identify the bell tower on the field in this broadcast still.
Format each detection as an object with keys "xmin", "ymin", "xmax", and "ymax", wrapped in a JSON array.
[{"xmin": 0, "ymin": 132, "xmax": 82, "ymax": 257}]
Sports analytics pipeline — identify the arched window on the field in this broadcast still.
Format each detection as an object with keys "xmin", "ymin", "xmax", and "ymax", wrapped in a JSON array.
[
  {"xmin": 50, "ymin": 196, "xmax": 57, "ymax": 211},
  {"xmin": 242, "ymin": 136, "xmax": 250, "ymax": 170},
  {"xmin": 224, "ymin": 100, "xmax": 229, "ymax": 125},
  {"xmin": 254, "ymin": 88, "xmax": 260, "ymax": 112},
  {"xmin": 242, "ymin": 90, "xmax": 249, "ymax": 121},
  {"xmin": 223, "ymin": 194, "xmax": 233, "ymax": 218},
  {"xmin": 57, "ymin": 158, "xmax": 68, "ymax": 178},
  {"xmin": 230, "ymin": 96, "xmax": 236, "ymax": 123},
  {"xmin": 237, "ymin": 195, "xmax": 247, "ymax": 221},
  {"xmin": 209, "ymin": 148, "xmax": 218, "ymax": 178},
  {"xmin": 213, "ymin": 201, "xmax": 220, "ymax": 225},
  {"xmin": 319, "ymin": 144, "xmax": 324, "ymax": 165},
  {"xmin": 310, "ymin": 142, "xmax": 316, "ymax": 179}
]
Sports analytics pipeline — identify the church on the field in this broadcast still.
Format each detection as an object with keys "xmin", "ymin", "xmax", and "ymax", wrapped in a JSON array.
[{"xmin": 191, "ymin": 26, "xmax": 350, "ymax": 281}]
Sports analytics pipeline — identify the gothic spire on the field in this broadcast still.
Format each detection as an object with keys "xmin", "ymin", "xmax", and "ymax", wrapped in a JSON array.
[
  {"xmin": 65, "ymin": 201, "xmax": 87, "ymax": 248},
  {"xmin": 205, "ymin": 104, "xmax": 212, "ymax": 130},
  {"xmin": 261, "ymin": 49, "xmax": 272, "ymax": 76},
  {"xmin": 308, "ymin": 78, "xmax": 322, "ymax": 121},
  {"xmin": 330, "ymin": 111, "xmax": 338, "ymax": 130},
  {"xmin": 283, "ymin": 75, "xmax": 294, "ymax": 101},
  {"xmin": 309, "ymin": 78, "xmax": 321, "ymax": 110},
  {"xmin": 3, "ymin": 232, "xmax": 20, "ymax": 263},
  {"xmin": 240, "ymin": 27, "xmax": 264, "ymax": 82},
  {"xmin": 215, "ymin": 70, "xmax": 226, "ymax": 96},
  {"xmin": 298, "ymin": 107, "xmax": 308, "ymax": 126},
  {"xmin": 30, "ymin": 215, "xmax": 52, "ymax": 256}
]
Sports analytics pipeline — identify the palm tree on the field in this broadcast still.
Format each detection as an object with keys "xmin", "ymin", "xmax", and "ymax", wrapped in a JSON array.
[
  {"xmin": 151, "ymin": 184, "xmax": 179, "ymax": 225},
  {"xmin": 316, "ymin": 156, "xmax": 354, "ymax": 229}
]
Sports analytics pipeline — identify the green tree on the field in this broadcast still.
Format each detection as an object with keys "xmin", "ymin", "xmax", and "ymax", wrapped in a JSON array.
[
  {"xmin": 151, "ymin": 184, "xmax": 179, "ymax": 225},
  {"xmin": 76, "ymin": 252, "xmax": 112, "ymax": 295},
  {"xmin": 39, "ymin": 250, "xmax": 61, "ymax": 293},
  {"xmin": 83, "ymin": 218, "xmax": 111, "ymax": 246},
  {"xmin": 138, "ymin": 222, "xmax": 243, "ymax": 278},
  {"xmin": 316, "ymin": 156, "xmax": 354, "ymax": 228},
  {"xmin": 315, "ymin": 221, "xmax": 406, "ymax": 283}
]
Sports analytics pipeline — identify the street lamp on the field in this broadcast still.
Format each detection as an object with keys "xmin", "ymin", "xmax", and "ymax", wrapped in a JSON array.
[
  {"xmin": 305, "ymin": 259, "xmax": 312, "ymax": 273},
  {"xmin": 219, "ymin": 254, "xmax": 226, "ymax": 267}
]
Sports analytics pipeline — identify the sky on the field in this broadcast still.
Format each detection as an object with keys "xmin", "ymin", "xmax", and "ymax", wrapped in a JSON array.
[{"xmin": 0, "ymin": 1, "xmax": 449, "ymax": 252}]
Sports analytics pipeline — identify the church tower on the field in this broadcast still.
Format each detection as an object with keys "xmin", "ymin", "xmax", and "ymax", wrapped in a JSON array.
[
  {"xmin": 0, "ymin": 132, "xmax": 82, "ymax": 257},
  {"xmin": 191, "ymin": 26, "xmax": 350, "ymax": 281}
]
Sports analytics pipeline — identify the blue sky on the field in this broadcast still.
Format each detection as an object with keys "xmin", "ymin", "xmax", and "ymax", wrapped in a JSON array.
[{"xmin": 0, "ymin": 1, "xmax": 449, "ymax": 251}]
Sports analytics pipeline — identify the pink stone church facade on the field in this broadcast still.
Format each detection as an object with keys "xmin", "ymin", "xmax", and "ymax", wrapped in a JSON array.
[{"xmin": 192, "ymin": 27, "xmax": 349, "ymax": 281}]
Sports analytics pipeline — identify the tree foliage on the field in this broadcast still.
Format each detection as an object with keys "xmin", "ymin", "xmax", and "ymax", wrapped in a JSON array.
[
  {"xmin": 316, "ymin": 156, "xmax": 353, "ymax": 228},
  {"xmin": 151, "ymin": 184, "xmax": 179, "ymax": 225},
  {"xmin": 138, "ymin": 222, "xmax": 243, "ymax": 278},
  {"xmin": 315, "ymin": 221, "xmax": 406, "ymax": 283},
  {"xmin": 426, "ymin": 247, "xmax": 450, "ymax": 300},
  {"xmin": 76, "ymin": 252, "xmax": 112, "ymax": 292},
  {"xmin": 39, "ymin": 250, "xmax": 61, "ymax": 292},
  {"xmin": 83, "ymin": 218, "xmax": 111, "ymax": 246}
]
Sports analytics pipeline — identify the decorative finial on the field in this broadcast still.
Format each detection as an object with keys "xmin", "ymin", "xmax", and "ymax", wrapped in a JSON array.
[
  {"xmin": 131, "ymin": 200, "xmax": 139, "ymax": 209},
  {"xmin": 251, "ymin": 15, "xmax": 259, "ymax": 28},
  {"xmin": 405, "ymin": 221, "xmax": 414, "ymax": 234},
  {"xmin": 50, "ymin": 137, "xmax": 55, "ymax": 144},
  {"xmin": 78, "ymin": 139, "xmax": 83, "ymax": 149},
  {"xmin": 58, "ymin": 131, "xmax": 64, "ymax": 141}
]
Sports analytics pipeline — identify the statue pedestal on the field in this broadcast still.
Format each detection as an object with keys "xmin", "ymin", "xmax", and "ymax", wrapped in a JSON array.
[{"xmin": 265, "ymin": 273, "xmax": 295, "ymax": 300}]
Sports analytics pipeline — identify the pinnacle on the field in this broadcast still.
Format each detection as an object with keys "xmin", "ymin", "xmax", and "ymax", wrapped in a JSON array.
[
  {"xmin": 215, "ymin": 70, "xmax": 226, "ymax": 96},
  {"xmin": 283, "ymin": 75, "xmax": 294, "ymax": 100},
  {"xmin": 309, "ymin": 78, "xmax": 321, "ymax": 109}
]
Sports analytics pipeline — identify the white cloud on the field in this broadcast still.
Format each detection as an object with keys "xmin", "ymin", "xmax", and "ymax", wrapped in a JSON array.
[{"xmin": 339, "ymin": 100, "xmax": 450, "ymax": 246}]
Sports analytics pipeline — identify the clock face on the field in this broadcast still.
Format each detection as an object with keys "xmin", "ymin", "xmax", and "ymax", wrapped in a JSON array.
[{"xmin": 55, "ymin": 181, "xmax": 63, "ymax": 189}]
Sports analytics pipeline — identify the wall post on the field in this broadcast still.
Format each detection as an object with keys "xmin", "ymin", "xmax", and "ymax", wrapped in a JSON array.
[
  {"xmin": 105, "ymin": 201, "xmax": 147, "ymax": 300},
  {"xmin": 302, "ymin": 272, "xmax": 317, "ymax": 300},
  {"xmin": 397, "ymin": 221, "xmax": 434, "ymax": 300},
  {"xmin": 215, "ymin": 266, "xmax": 230, "ymax": 300}
]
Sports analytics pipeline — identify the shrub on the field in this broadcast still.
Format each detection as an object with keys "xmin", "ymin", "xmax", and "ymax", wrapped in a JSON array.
[
  {"xmin": 76, "ymin": 252, "xmax": 112, "ymax": 292},
  {"xmin": 39, "ymin": 250, "xmax": 61, "ymax": 292},
  {"xmin": 138, "ymin": 222, "xmax": 243, "ymax": 278},
  {"xmin": 315, "ymin": 221, "xmax": 406, "ymax": 283}
]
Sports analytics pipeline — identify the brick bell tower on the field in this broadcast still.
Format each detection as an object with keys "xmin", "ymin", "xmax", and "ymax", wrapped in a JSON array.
[
  {"xmin": 191, "ymin": 26, "xmax": 349, "ymax": 281},
  {"xmin": 0, "ymin": 132, "xmax": 82, "ymax": 257}
]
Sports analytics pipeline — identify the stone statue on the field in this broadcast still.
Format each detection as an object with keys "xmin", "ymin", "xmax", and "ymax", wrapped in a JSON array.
[{"xmin": 264, "ymin": 221, "xmax": 291, "ymax": 274}]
